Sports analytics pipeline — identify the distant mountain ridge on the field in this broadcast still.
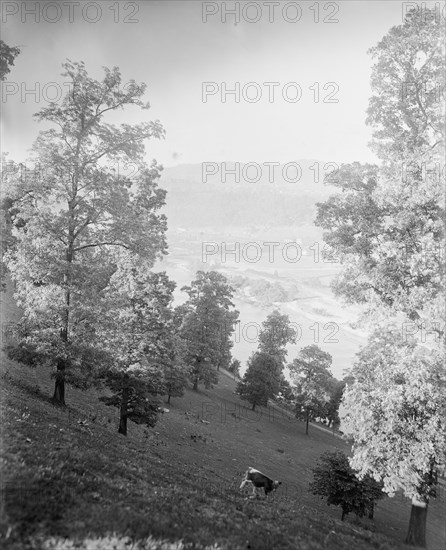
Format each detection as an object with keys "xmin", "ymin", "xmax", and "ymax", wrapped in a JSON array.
[
  {"xmin": 159, "ymin": 161, "xmax": 336, "ymax": 228},
  {"xmin": 160, "ymin": 160, "xmax": 336, "ymax": 190}
]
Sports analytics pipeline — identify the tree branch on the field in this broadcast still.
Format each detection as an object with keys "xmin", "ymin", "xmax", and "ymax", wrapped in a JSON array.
[{"xmin": 73, "ymin": 241, "xmax": 129, "ymax": 252}]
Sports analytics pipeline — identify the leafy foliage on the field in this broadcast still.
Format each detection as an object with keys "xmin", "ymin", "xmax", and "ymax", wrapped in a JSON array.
[
  {"xmin": 316, "ymin": 160, "xmax": 444, "ymax": 324},
  {"xmin": 315, "ymin": 8, "xmax": 445, "ymax": 326},
  {"xmin": 179, "ymin": 271, "xmax": 238, "ymax": 390},
  {"xmin": 276, "ymin": 375, "xmax": 294, "ymax": 404},
  {"xmin": 258, "ymin": 309, "xmax": 297, "ymax": 369},
  {"xmin": 366, "ymin": 9, "xmax": 445, "ymax": 164},
  {"xmin": 289, "ymin": 345, "xmax": 333, "ymax": 434},
  {"xmin": 0, "ymin": 39, "xmax": 20, "ymax": 80},
  {"xmin": 341, "ymin": 325, "xmax": 446, "ymax": 501},
  {"xmin": 236, "ymin": 351, "xmax": 281, "ymax": 410},
  {"xmin": 309, "ymin": 450, "xmax": 385, "ymax": 521},
  {"xmin": 99, "ymin": 367, "xmax": 162, "ymax": 431},
  {"xmin": 98, "ymin": 259, "xmax": 176, "ymax": 434},
  {"xmin": 322, "ymin": 377, "xmax": 346, "ymax": 428},
  {"xmin": 315, "ymin": 10, "xmax": 445, "ymax": 545},
  {"xmin": 3, "ymin": 61, "xmax": 167, "ymax": 404}
]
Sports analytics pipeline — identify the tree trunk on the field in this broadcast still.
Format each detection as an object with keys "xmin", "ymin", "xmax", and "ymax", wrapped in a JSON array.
[
  {"xmin": 118, "ymin": 414, "xmax": 127, "ymax": 436},
  {"xmin": 193, "ymin": 377, "xmax": 198, "ymax": 391},
  {"xmin": 118, "ymin": 386, "xmax": 129, "ymax": 436},
  {"xmin": 167, "ymin": 393, "xmax": 171, "ymax": 404},
  {"xmin": 405, "ymin": 498, "xmax": 428, "ymax": 547},
  {"xmin": 54, "ymin": 229, "xmax": 73, "ymax": 405},
  {"xmin": 52, "ymin": 358, "xmax": 66, "ymax": 405},
  {"xmin": 305, "ymin": 409, "xmax": 309, "ymax": 435},
  {"xmin": 368, "ymin": 502, "xmax": 374, "ymax": 520},
  {"xmin": 252, "ymin": 402, "xmax": 256, "ymax": 411}
]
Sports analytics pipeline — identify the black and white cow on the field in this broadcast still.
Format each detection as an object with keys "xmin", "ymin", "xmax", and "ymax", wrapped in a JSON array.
[{"xmin": 239, "ymin": 467, "xmax": 281, "ymax": 498}]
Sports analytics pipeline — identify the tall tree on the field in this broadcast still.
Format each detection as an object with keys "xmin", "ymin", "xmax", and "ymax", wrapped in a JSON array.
[
  {"xmin": 315, "ymin": 10, "xmax": 444, "ymax": 328},
  {"xmin": 341, "ymin": 326, "xmax": 445, "ymax": 543},
  {"xmin": 366, "ymin": 9, "xmax": 444, "ymax": 166},
  {"xmin": 4, "ymin": 61, "xmax": 167, "ymax": 405},
  {"xmin": 99, "ymin": 259, "xmax": 175, "ymax": 435},
  {"xmin": 289, "ymin": 345, "xmax": 333, "ymax": 435},
  {"xmin": 258, "ymin": 309, "xmax": 297, "ymax": 369},
  {"xmin": 236, "ymin": 351, "xmax": 281, "ymax": 411},
  {"xmin": 179, "ymin": 271, "xmax": 238, "ymax": 391},
  {"xmin": 0, "ymin": 40, "xmax": 20, "ymax": 80},
  {"xmin": 315, "ymin": 9, "xmax": 445, "ymax": 546}
]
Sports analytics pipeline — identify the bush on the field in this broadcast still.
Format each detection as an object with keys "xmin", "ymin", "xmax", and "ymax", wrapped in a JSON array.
[
  {"xmin": 5, "ymin": 342, "xmax": 46, "ymax": 368},
  {"xmin": 309, "ymin": 450, "xmax": 385, "ymax": 521}
]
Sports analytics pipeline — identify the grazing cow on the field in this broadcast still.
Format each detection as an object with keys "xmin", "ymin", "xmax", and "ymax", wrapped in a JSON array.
[{"xmin": 239, "ymin": 467, "xmax": 281, "ymax": 498}]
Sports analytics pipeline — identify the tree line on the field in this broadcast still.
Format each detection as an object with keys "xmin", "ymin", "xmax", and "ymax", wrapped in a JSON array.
[
  {"xmin": 1, "ymin": 56, "xmax": 240, "ymax": 436},
  {"xmin": 235, "ymin": 309, "xmax": 346, "ymax": 435}
]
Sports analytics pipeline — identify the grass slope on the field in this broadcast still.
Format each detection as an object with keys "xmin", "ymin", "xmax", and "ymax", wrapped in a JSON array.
[{"xmin": 0, "ymin": 287, "xmax": 445, "ymax": 549}]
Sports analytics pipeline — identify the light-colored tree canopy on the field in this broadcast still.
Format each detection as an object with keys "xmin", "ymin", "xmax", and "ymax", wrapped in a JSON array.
[
  {"xmin": 316, "ymin": 8, "xmax": 445, "ymax": 546},
  {"xmin": 342, "ymin": 325, "xmax": 445, "ymax": 500},
  {"xmin": 289, "ymin": 344, "xmax": 333, "ymax": 435},
  {"xmin": 4, "ymin": 61, "xmax": 167, "ymax": 404}
]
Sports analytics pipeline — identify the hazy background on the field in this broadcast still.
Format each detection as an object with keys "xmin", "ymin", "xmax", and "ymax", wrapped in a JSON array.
[{"xmin": 2, "ymin": 0, "xmax": 428, "ymax": 378}]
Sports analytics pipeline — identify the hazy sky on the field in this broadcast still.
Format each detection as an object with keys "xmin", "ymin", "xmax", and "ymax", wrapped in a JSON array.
[{"xmin": 1, "ymin": 0, "xmax": 429, "ymax": 167}]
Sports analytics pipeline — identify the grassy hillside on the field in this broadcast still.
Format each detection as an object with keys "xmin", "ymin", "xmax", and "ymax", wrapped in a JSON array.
[{"xmin": 1, "ymin": 285, "xmax": 445, "ymax": 550}]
